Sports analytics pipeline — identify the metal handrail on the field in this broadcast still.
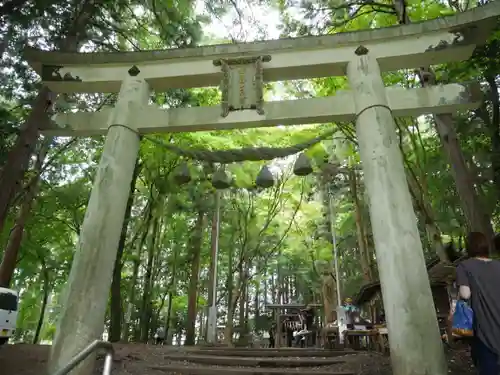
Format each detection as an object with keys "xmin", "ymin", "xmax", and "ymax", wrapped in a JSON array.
[{"xmin": 51, "ymin": 340, "xmax": 114, "ymax": 375}]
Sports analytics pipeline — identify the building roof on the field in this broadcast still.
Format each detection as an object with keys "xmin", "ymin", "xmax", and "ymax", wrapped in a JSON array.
[
  {"xmin": 353, "ymin": 256, "xmax": 464, "ymax": 306},
  {"xmin": 264, "ymin": 303, "xmax": 322, "ymax": 310}
]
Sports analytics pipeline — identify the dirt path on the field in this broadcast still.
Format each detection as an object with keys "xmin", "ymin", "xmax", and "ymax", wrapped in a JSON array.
[{"xmin": 0, "ymin": 343, "xmax": 475, "ymax": 375}]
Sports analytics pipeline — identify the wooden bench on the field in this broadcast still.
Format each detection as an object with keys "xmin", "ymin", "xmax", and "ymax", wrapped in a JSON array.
[
  {"xmin": 343, "ymin": 329, "xmax": 380, "ymax": 351},
  {"xmin": 375, "ymin": 326, "xmax": 389, "ymax": 354},
  {"xmin": 320, "ymin": 326, "xmax": 340, "ymax": 349}
]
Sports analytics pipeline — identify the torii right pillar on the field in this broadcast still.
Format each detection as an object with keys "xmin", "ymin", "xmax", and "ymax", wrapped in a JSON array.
[{"xmin": 347, "ymin": 47, "xmax": 447, "ymax": 375}]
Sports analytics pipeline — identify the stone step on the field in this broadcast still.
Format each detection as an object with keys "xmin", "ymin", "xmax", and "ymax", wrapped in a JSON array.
[
  {"xmin": 149, "ymin": 365, "xmax": 355, "ymax": 375},
  {"xmin": 163, "ymin": 353, "xmax": 345, "ymax": 367},
  {"xmin": 189, "ymin": 348, "xmax": 355, "ymax": 357}
]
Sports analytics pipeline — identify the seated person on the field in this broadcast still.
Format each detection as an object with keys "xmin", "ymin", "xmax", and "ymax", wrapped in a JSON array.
[
  {"xmin": 343, "ymin": 297, "xmax": 358, "ymax": 313},
  {"xmin": 294, "ymin": 304, "xmax": 316, "ymax": 347},
  {"xmin": 342, "ymin": 297, "xmax": 359, "ymax": 328},
  {"xmin": 294, "ymin": 331, "xmax": 306, "ymax": 347}
]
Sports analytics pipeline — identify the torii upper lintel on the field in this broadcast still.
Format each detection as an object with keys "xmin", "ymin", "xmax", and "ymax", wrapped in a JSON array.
[{"xmin": 23, "ymin": 2, "xmax": 499, "ymax": 93}]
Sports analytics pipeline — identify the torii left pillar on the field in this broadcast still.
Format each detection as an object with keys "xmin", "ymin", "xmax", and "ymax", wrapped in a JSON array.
[{"xmin": 48, "ymin": 73, "xmax": 149, "ymax": 375}]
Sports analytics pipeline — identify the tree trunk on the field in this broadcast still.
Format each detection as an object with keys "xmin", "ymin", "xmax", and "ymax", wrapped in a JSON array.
[
  {"xmin": 392, "ymin": 0, "xmax": 494, "ymax": 242},
  {"xmin": 321, "ymin": 272, "xmax": 337, "ymax": 324},
  {"xmin": 109, "ymin": 161, "xmax": 141, "ymax": 342},
  {"xmin": 164, "ymin": 292, "xmax": 174, "ymax": 344},
  {"xmin": 198, "ymin": 310, "xmax": 204, "ymax": 343},
  {"xmin": 184, "ymin": 210, "xmax": 205, "ymax": 346},
  {"xmin": 226, "ymin": 238, "xmax": 234, "ymax": 310},
  {"xmin": 349, "ymin": 167, "xmax": 372, "ymax": 281},
  {"xmin": 224, "ymin": 280, "xmax": 242, "ymax": 346},
  {"xmin": 254, "ymin": 266, "xmax": 260, "ymax": 324},
  {"xmin": 0, "ymin": 137, "xmax": 52, "ymax": 287},
  {"xmin": 244, "ymin": 286, "xmax": 250, "ymax": 342},
  {"xmin": 479, "ymin": 76, "xmax": 500, "ymax": 207},
  {"xmin": 0, "ymin": 89, "xmax": 52, "ymax": 237},
  {"xmin": 164, "ymin": 243, "xmax": 179, "ymax": 340},
  {"xmin": 206, "ymin": 191, "xmax": 220, "ymax": 342},
  {"xmin": 238, "ymin": 278, "xmax": 246, "ymax": 331},
  {"xmin": 224, "ymin": 239, "xmax": 234, "ymax": 345},
  {"xmin": 405, "ymin": 169, "xmax": 448, "ymax": 262},
  {"xmin": 433, "ymin": 113, "xmax": 494, "ymax": 239},
  {"xmin": 263, "ymin": 269, "xmax": 267, "ymax": 306},
  {"xmin": 225, "ymin": 254, "xmax": 245, "ymax": 347},
  {"xmin": 33, "ymin": 260, "xmax": 50, "ymax": 344},
  {"xmin": 277, "ymin": 265, "xmax": 283, "ymax": 305},
  {"xmin": 140, "ymin": 216, "xmax": 160, "ymax": 342},
  {"xmin": 487, "ymin": 75, "xmax": 500, "ymax": 198},
  {"xmin": 0, "ymin": 0, "xmax": 99, "ymax": 236},
  {"xmin": 123, "ymin": 201, "xmax": 153, "ymax": 342},
  {"xmin": 270, "ymin": 272, "xmax": 276, "ymax": 303}
]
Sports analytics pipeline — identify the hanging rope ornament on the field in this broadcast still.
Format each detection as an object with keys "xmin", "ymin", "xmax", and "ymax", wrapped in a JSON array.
[
  {"xmin": 173, "ymin": 161, "xmax": 192, "ymax": 185},
  {"xmin": 255, "ymin": 165, "xmax": 274, "ymax": 188},
  {"xmin": 212, "ymin": 167, "xmax": 232, "ymax": 189},
  {"xmin": 293, "ymin": 153, "xmax": 313, "ymax": 176}
]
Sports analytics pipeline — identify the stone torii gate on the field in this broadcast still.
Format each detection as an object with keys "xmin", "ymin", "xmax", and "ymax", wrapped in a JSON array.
[{"xmin": 24, "ymin": 3, "xmax": 499, "ymax": 375}]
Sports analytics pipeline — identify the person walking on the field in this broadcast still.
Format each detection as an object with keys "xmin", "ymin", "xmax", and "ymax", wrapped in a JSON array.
[
  {"xmin": 154, "ymin": 326, "xmax": 165, "ymax": 345},
  {"xmin": 456, "ymin": 232, "xmax": 500, "ymax": 375}
]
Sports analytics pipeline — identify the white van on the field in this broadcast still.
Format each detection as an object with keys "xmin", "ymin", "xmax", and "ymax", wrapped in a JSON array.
[{"xmin": 0, "ymin": 287, "xmax": 18, "ymax": 345}]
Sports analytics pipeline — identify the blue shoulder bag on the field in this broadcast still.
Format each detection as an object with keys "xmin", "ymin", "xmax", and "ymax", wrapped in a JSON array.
[{"xmin": 452, "ymin": 300, "xmax": 474, "ymax": 337}]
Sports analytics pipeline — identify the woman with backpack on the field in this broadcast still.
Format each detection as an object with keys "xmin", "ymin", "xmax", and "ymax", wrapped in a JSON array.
[{"xmin": 456, "ymin": 232, "xmax": 500, "ymax": 374}]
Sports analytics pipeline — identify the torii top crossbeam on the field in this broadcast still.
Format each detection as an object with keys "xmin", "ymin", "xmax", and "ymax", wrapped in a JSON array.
[{"xmin": 24, "ymin": 2, "xmax": 499, "ymax": 94}]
